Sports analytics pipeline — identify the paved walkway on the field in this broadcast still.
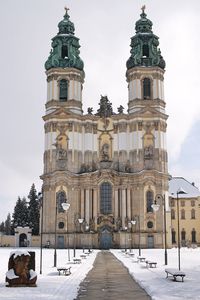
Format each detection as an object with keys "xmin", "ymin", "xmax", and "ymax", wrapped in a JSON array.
[{"xmin": 75, "ymin": 251, "xmax": 151, "ymax": 299}]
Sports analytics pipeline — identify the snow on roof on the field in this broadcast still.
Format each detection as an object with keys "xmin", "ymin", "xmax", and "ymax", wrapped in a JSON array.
[{"xmin": 169, "ymin": 177, "xmax": 200, "ymax": 198}]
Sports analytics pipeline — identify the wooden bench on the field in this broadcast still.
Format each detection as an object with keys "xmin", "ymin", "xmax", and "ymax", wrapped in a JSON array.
[
  {"xmin": 128, "ymin": 253, "xmax": 135, "ymax": 257},
  {"xmin": 146, "ymin": 260, "xmax": 157, "ymax": 268},
  {"xmin": 137, "ymin": 256, "xmax": 146, "ymax": 263},
  {"xmin": 57, "ymin": 266, "xmax": 71, "ymax": 276},
  {"xmin": 73, "ymin": 258, "xmax": 82, "ymax": 264},
  {"xmin": 80, "ymin": 254, "xmax": 87, "ymax": 259},
  {"xmin": 165, "ymin": 268, "xmax": 186, "ymax": 282}
]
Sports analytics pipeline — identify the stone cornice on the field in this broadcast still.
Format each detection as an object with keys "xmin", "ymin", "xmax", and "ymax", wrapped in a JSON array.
[
  {"xmin": 46, "ymin": 67, "xmax": 85, "ymax": 83},
  {"xmin": 126, "ymin": 66, "xmax": 165, "ymax": 82}
]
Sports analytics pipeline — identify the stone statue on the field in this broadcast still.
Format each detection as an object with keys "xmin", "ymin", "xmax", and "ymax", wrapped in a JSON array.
[
  {"xmin": 6, "ymin": 251, "xmax": 37, "ymax": 287},
  {"xmin": 53, "ymin": 141, "xmax": 67, "ymax": 160},
  {"xmin": 87, "ymin": 107, "xmax": 93, "ymax": 114},
  {"xmin": 144, "ymin": 145, "xmax": 153, "ymax": 159},
  {"xmin": 117, "ymin": 105, "xmax": 124, "ymax": 114},
  {"xmin": 101, "ymin": 143, "xmax": 109, "ymax": 161}
]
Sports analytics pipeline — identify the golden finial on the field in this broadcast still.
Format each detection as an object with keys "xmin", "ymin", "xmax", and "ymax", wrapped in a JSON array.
[{"xmin": 141, "ymin": 5, "xmax": 146, "ymax": 14}]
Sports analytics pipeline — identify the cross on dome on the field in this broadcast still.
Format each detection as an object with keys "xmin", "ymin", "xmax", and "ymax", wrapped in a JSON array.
[
  {"xmin": 141, "ymin": 5, "xmax": 146, "ymax": 14},
  {"xmin": 64, "ymin": 6, "xmax": 70, "ymax": 13}
]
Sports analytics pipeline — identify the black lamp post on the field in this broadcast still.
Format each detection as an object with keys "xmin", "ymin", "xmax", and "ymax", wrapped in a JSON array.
[
  {"xmin": 54, "ymin": 200, "xmax": 58, "ymax": 267},
  {"xmin": 78, "ymin": 218, "xmax": 84, "ymax": 252},
  {"xmin": 176, "ymin": 188, "xmax": 187, "ymax": 270},
  {"xmin": 133, "ymin": 216, "xmax": 141, "ymax": 256},
  {"xmin": 124, "ymin": 226, "xmax": 127, "ymax": 252},
  {"xmin": 130, "ymin": 220, "xmax": 136, "ymax": 252},
  {"xmin": 152, "ymin": 194, "xmax": 168, "ymax": 265},
  {"xmin": 62, "ymin": 203, "xmax": 71, "ymax": 261},
  {"xmin": 73, "ymin": 215, "xmax": 79, "ymax": 258},
  {"xmin": 38, "ymin": 191, "xmax": 43, "ymax": 274}
]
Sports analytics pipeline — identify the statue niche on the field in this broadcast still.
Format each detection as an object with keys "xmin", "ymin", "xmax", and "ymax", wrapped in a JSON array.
[
  {"xmin": 101, "ymin": 143, "xmax": 110, "ymax": 161},
  {"xmin": 53, "ymin": 134, "xmax": 68, "ymax": 169},
  {"xmin": 143, "ymin": 133, "xmax": 154, "ymax": 169}
]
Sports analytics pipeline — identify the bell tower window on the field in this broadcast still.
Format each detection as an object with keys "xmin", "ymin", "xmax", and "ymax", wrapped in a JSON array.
[
  {"xmin": 143, "ymin": 78, "xmax": 151, "ymax": 99},
  {"xmin": 62, "ymin": 45, "xmax": 68, "ymax": 59},
  {"xmin": 59, "ymin": 79, "xmax": 68, "ymax": 101},
  {"xmin": 142, "ymin": 44, "xmax": 149, "ymax": 57}
]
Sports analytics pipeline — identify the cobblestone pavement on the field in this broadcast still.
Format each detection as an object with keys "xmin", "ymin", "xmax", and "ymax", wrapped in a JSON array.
[{"xmin": 75, "ymin": 251, "xmax": 151, "ymax": 300}]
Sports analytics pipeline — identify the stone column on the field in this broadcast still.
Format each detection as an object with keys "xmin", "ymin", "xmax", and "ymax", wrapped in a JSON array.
[
  {"xmin": 121, "ymin": 189, "xmax": 126, "ymax": 228},
  {"xmin": 93, "ymin": 189, "xmax": 98, "ymax": 222},
  {"xmin": 127, "ymin": 188, "xmax": 131, "ymax": 219},
  {"xmin": 114, "ymin": 189, "xmax": 118, "ymax": 220},
  {"xmin": 85, "ymin": 189, "xmax": 90, "ymax": 225},
  {"xmin": 81, "ymin": 189, "xmax": 84, "ymax": 219}
]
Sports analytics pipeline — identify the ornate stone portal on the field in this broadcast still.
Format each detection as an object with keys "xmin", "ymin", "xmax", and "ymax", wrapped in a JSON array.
[{"xmin": 41, "ymin": 8, "xmax": 171, "ymax": 250}]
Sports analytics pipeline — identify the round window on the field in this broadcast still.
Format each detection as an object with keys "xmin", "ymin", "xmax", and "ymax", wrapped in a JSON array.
[
  {"xmin": 147, "ymin": 221, "xmax": 153, "ymax": 229},
  {"xmin": 58, "ymin": 222, "xmax": 64, "ymax": 229}
]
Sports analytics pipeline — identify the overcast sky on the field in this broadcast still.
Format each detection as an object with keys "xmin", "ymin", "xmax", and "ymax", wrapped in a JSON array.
[{"xmin": 0, "ymin": 0, "xmax": 200, "ymax": 222}]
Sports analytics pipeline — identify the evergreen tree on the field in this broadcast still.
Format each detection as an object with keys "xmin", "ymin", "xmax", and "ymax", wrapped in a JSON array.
[
  {"xmin": 28, "ymin": 184, "xmax": 39, "ymax": 235},
  {"xmin": 12, "ymin": 196, "xmax": 29, "ymax": 229},
  {"xmin": 0, "ymin": 221, "xmax": 5, "ymax": 233},
  {"xmin": 4, "ymin": 213, "xmax": 11, "ymax": 235}
]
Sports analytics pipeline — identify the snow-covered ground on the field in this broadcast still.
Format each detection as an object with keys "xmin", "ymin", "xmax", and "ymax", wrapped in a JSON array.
[
  {"xmin": 0, "ymin": 247, "xmax": 200, "ymax": 299},
  {"xmin": 112, "ymin": 247, "xmax": 200, "ymax": 300},
  {"xmin": 0, "ymin": 248, "xmax": 98, "ymax": 300}
]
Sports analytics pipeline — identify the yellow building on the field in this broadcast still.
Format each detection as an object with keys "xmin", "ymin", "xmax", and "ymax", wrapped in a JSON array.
[{"xmin": 169, "ymin": 177, "xmax": 200, "ymax": 247}]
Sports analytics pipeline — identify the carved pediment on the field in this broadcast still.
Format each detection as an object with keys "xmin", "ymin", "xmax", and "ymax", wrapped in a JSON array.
[{"xmin": 43, "ymin": 107, "xmax": 73, "ymax": 121}]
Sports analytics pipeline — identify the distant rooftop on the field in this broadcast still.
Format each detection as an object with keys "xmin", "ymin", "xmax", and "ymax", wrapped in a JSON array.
[{"xmin": 169, "ymin": 177, "xmax": 200, "ymax": 198}]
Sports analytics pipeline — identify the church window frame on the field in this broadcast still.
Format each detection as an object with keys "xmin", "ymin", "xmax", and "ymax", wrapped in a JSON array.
[
  {"xmin": 56, "ymin": 190, "xmax": 67, "ymax": 213},
  {"xmin": 58, "ymin": 221, "xmax": 65, "ymax": 229},
  {"xmin": 171, "ymin": 209, "xmax": 175, "ymax": 219},
  {"xmin": 191, "ymin": 209, "xmax": 196, "ymax": 219},
  {"xmin": 172, "ymin": 229, "xmax": 176, "ymax": 244},
  {"xmin": 181, "ymin": 229, "xmax": 186, "ymax": 241},
  {"xmin": 181, "ymin": 209, "xmax": 185, "ymax": 219},
  {"xmin": 100, "ymin": 182, "xmax": 112, "ymax": 215},
  {"xmin": 59, "ymin": 79, "xmax": 68, "ymax": 101},
  {"xmin": 146, "ymin": 190, "xmax": 153, "ymax": 213},
  {"xmin": 142, "ymin": 77, "xmax": 151, "ymax": 100},
  {"xmin": 191, "ymin": 228, "xmax": 196, "ymax": 243}
]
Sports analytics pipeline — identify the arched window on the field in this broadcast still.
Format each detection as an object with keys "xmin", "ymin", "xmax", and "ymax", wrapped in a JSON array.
[
  {"xmin": 191, "ymin": 209, "xmax": 195, "ymax": 219},
  {"xmin": 181, "ymin": 209, "xmax": 185, "ymax": 219},
  {"xmin": 172, "ymin": 229, "xmax": 176, "ymax": 243},
  {"xmin": 143, "ymin": 78, "xmax": 151, "ymax": 99},
  {"xmin": 171, "ymin": 209, "xmax": 175, "ymax": 219},
  {"xmin": 146, "ymin": 191, "xmax": 153, "ymax": 213},
  {"xmin": 59, "ymin": 79, "xmax": 68, "ymax": 101},
  {"xmin": 62, "ymin": 45, "xmax": 68, "ymax": 59},
  {"xmin": 56, "ymin": 191, "xmax": 67, "ymax": 213},
  {"xmin": 181, "ymin": 229, "xmax": 186, "ymax": 241},
  {"xmin": 100, "ymin": 182, "xmax": 112, "ymax": 215},
  {"xmin": 191, "ymin": 229, "xmax": 196, "ymax": 243},
  {"xmin": 142, "ymin": 44, "xmax": 149, "ymax": 57}
]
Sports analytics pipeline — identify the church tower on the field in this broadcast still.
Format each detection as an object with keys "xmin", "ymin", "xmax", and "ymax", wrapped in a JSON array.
[{"xmin": 41, "ymin": 8, "xmax": 171, "ymax": 251}]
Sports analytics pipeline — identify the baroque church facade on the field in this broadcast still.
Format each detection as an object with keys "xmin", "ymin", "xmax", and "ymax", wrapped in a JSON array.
[{"xmin": 41, "ymin": 7, "xmax": 171, "ymax": 249}]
